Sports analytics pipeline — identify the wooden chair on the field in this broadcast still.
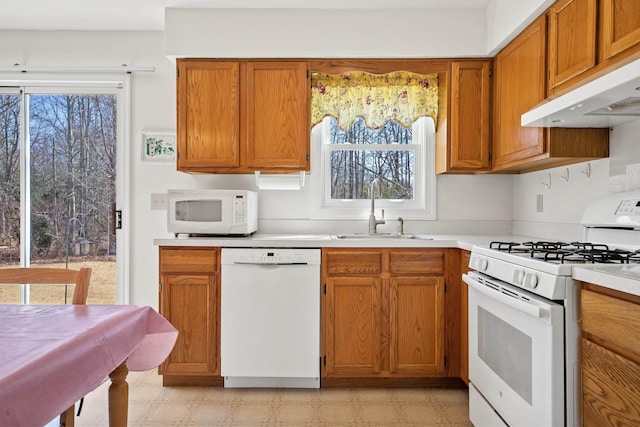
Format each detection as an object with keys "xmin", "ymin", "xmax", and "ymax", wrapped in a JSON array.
[{"xmin": 0, "ymin": 267, "xmax": 92, "ymax": 427}]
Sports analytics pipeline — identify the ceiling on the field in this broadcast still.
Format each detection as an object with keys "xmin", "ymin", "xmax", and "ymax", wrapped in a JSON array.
[{"xmin": 0, "ymin": 0, "xmax": 492, "ymax": 32}]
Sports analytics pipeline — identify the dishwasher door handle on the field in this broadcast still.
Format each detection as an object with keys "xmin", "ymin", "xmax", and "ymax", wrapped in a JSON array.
[{"xmin": 232, "ymin": 261, "xmax": 309, "ymax": 266}]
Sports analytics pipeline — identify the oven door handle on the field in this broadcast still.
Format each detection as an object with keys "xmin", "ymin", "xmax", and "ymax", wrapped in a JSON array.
[{"xmin": 463, "ymin": 273, "xmax": 542, "ymax": 319}]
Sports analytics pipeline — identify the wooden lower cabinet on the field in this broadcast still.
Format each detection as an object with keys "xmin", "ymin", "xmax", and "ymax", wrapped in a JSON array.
[
  {"xmin": 580, "ymin": 283, "xmax": 640, "ymax": 426},
  {"xmin": 158, "ymin": 247, "xmax": 222, "ymax": 386},
  {"xmin": 390, "ymin": 275, "xmax": 445, "ymax": 375},
  {"xmin": 322, "ymin": 248, "xmax": 462, "ymax": 386},
  {"xmin": 324, "ymin": 276, "xmax": 382, "ymax": 376}
]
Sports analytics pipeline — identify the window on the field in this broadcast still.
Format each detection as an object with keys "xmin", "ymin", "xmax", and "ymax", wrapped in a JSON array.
[
  {"xmin": 0, "ymin": 78, "xmax": 128, "ymax": 304},
  {"xmin": 310, "ymin": 71, "xmax": 437, "ymax": 220},
  {"xmin": 311, "ymin": 115, "xmax": 435, "ymax": 220}
]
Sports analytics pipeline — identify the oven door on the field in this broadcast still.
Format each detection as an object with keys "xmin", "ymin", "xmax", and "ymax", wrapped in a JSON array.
[{"xmin": 463, "ymin": 271, "xmax": 565, "ymax": 427}]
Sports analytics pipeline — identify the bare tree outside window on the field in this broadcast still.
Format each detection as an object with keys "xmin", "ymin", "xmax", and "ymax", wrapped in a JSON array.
[
  {"xmin": 0, "ymin": 95, "xmax": 20, "ymax": 263},
  {"xmin": 0, "ymin": 92, "xmax": 117, "ymax": 304},
  {"xmin": 329, "ymin": 117, "xmax": 414, "ymax": 200}
]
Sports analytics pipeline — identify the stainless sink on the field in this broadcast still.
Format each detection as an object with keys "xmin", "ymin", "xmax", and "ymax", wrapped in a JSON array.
[{"xmin": 333, "ymin": 234, "xmax": 433, "ymax": 240}]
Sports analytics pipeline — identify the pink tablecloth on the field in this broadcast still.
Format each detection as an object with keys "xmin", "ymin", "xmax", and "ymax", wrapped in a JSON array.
[{"xmin": 0, "ymin": 304, "xmax": 178, "ymax": 426}]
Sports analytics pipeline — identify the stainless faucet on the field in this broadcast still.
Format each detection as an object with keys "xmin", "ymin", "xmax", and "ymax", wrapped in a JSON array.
[{"xmin": 368, "ymin": 178, "xmax": 385, "ymax": 234}]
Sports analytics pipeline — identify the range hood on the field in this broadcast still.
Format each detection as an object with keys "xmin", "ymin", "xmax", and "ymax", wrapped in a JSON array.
[{"xmin": 522, "ymin": 58, "xmax": 640, "ymax": 128}]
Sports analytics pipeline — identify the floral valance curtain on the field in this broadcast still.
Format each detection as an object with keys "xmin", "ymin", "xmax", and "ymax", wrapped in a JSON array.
[{"xmin": 311, "ymin": 71, "xmax": 438, "ymax": 130}]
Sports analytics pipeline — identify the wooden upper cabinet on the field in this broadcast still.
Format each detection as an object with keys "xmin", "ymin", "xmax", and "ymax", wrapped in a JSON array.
[
  {"xmin": 600, "ymin": 0, "xmax": 640, "ymax": 61},
  {"xmin": 245, "ymin": 62, "xmax": 310, "ymax": 170},
  {"xmin": 548, "ymin": 0, "xmax": 597, "ymax": 93},
  {"xmin": 177, "ymin": 61, "xmax": 240, "ymax": 170},
  {"xmin": 545, "ymin": 0, "xmax": 640, "ymax": 95},
  {"xmin": 176, "ymin": 59, "xmax": 310, "ymax": 173},
  {"xmin": 492, "ymin": 15, "xmax": 609, "ymax": 173},
  {"xmin": 436, "ymin": 60, "xmax": 491, "ymax": 174},
  {"xmin": 493, "ymin": 16, "xmax": 548, "ymax": 170}
]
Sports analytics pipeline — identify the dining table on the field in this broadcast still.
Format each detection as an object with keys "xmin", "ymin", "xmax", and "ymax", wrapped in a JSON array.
[{"xmin": 0, "ymin": 304, "xmax": 178, "ymax": 427}]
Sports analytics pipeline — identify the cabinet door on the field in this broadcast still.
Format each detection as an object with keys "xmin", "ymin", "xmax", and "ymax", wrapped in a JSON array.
[
  {"xmin": 582, "ymin": 339, "xmax": 640, "ymax": 426},
  {"xmin": 449, "ymin": 61, "xmax": 491, "ymax": 171},
  {"xmin": 600, "ymin": 0, "xmax": 640, "ymax": 61},
  {"xmin": 548, "ymin": 0, "xmax": 597, "ymax": 92},
  {"xmin": 493, "ymin": 16, "xmax": 547, "ymax": 169},
  {"xmin": 324, "ymin": 276, "xmax": 382, "ymax": 376},
  {"xmin": 245, "ymin": 62, "xmax": 310, "ymax": 170},
  {"xmin": 176, "ymin": 61, "xmax": 240, "ymax": 170},
  {"xmin": 389, "ymin": 276, "xmax": 445, "ymax": 375},
  {"xmin": 160, "ymin": 274, "xmax": 219, "ymax": 376}
]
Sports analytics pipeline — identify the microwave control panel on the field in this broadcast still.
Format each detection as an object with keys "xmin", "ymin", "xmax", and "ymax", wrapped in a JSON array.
[{"xmin": 232, "ymin": 195, "xmax": 247, "ymax": 225}]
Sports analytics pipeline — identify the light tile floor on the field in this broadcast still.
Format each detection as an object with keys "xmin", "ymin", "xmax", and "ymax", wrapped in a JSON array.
[{"xmin": 73, "ymin": 370, "xmax": 472, "ymax": 426}]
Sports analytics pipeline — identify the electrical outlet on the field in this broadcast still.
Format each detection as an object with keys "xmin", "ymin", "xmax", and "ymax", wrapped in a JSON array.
[
  {"xmin": 536, "ymin": 194, "xmax": 543, "ymax": 213},
  {"xmin": 150, "ymin": 193, "xmax": 167, "ymax": 210}
]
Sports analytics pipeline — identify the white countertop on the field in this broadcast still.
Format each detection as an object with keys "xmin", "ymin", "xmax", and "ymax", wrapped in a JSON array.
[
  {"xmin": 153, "ymin": 233, "xmax": 524, "ymax": 251},
  {"xmin": 573, "ymin": 264, "xmax": 640, "ymax": 297}
]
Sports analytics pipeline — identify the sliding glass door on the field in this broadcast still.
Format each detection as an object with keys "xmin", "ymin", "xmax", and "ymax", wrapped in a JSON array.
[{"xmin": 0, "ymin": 82, "xmax": 126, "ymax": 304}]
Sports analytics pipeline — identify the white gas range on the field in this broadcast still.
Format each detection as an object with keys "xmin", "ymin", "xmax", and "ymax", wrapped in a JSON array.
[{"xmin": 464, "ymin": 190, "xmax": 640, "ymax": 427}]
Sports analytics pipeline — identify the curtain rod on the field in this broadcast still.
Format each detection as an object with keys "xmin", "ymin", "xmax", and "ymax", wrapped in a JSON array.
[{"xmin": 0, "ymin": 64, "xmax": 155, "ymax": 73}]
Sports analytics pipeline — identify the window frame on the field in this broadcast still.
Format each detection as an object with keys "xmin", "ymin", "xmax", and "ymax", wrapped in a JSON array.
[{"xmin": 311, "ymin": 116, "xmax": 436, "ymax": 220}]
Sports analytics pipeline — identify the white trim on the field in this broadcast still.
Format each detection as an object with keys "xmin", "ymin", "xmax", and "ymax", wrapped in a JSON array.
[
  {"xmin": 116, "ymin": 75, "xmax": 131, "ymax": 304},
  {"xmin": 0, "ymin": 81, "xmax": 123, "ymax": 90},
  {"xmin": 19, "ymin": 89, "xmax": 30, "ymax": 303},
  {"xmin": 310, "ymin": 116, "xmax": 436, "ymax": 220},
  {"xmin": 0, "ymin": 65, "xmax": 154, "ymax": 74}
]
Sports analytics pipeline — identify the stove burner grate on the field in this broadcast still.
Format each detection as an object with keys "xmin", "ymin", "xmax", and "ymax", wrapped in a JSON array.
[{"xmin": 489, "ymin": 241, "xmax": 640, "ymax": 264}]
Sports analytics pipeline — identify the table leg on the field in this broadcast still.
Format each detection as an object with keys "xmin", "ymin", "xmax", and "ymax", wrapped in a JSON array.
[
  {"xmin": 59, "ymin": 404, "xmax": 75, "ymax": 427},
  {"xmin": 108, "ymin": 361, "xmax": 129, "ymax": 427}
]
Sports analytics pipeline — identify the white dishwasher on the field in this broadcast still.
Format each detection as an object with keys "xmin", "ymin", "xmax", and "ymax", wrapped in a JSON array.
[{"xmin": 221, "ymin": 248, "xmax": 321, "ymax": 388}]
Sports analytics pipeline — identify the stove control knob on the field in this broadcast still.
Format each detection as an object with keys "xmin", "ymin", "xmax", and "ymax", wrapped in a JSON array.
[
  {"xmin": 469, "ymin": 256, "xmax": 488, "ymax": 271},
  {"xmin": 523, "ymin": 272, "xmax": 538, "ymax": 289},
  {"xmin": 513, "ymin": 269, "xmax": 525, "ymax": 285}
]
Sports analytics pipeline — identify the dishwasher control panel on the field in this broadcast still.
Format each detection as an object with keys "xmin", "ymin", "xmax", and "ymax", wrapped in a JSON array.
[{"xmin": 221, "ymin": 248, "xmax": 321, "ymax": 265}]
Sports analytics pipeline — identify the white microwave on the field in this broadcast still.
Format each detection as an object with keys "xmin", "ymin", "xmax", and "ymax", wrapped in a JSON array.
[{"xmin": 167, "ymin": 189, "xmax": 258, "ymax": 236}]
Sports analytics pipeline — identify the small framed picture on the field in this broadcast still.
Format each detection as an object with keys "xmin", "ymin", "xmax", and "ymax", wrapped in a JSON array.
[{"xmin": 142, "ymin": 131, "xmax": 176, "ymax": 162}]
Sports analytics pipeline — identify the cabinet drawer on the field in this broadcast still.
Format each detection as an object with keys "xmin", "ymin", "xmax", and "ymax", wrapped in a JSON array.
[
  {"xmin": 389, "ymin": 250, "xmax": 444, "ymax": 274},
  {"xmin": 160, "ymin": 247, "xmax": 219, "ymax": 274},
  {"xmin": 324, "ymin": 250, "xmax": 382, "ymax": 275},
  {"xmin": 582, "ymin": 288, "xmax": 640, "ymax": 362}
]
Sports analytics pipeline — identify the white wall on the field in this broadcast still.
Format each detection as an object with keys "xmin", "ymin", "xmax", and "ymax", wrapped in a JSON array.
[
  {"xmin": 165, "ymin": 8, "xmax": 488, "ymax": 58},
  {"xmin": 485, "ymin": 0, "xmax": 554, "ymax": 55},
  {"xmin": 512, "ymin": 123, "xmax": 640, "ymax": 241},
  {"xmin": 0, "ymin": 30, "xmax": 177, "ymax": 309}
]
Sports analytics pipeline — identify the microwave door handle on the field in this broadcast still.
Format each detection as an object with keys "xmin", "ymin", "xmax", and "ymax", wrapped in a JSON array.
[{"xmin": 463, "ymin": 273, "xmax": 542, "ymax": 319}]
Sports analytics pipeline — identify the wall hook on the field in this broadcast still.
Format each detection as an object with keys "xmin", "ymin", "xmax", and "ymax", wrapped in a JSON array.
[
  {"xmin": 581, "ymin": 163, "xmax": 591, "ymax": 178},
  {"xmin": 541, "ymin": 173, "xmax": 551, "ymax": 189},
  {"xmin": 560, "ymin": 168, "xmax": 569, "ymax": 182}
]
